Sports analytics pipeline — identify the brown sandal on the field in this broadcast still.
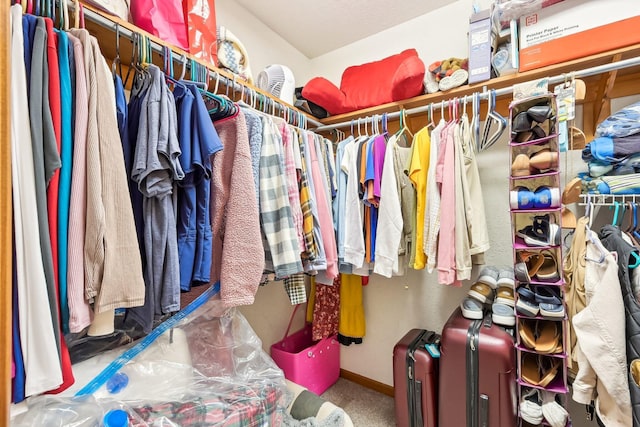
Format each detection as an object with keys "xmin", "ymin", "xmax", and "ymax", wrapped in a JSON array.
[
  {"xmin": 534, "ymin": 321, "xmax": 563, "ymax": 354},
  {"xmin": 521, "ymin": 353, "xmax": 561, "ymax": 388}
]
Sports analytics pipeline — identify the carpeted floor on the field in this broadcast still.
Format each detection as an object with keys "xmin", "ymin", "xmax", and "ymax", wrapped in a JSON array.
[{"xmin": 321, "ymin": 378, "xmax": 395, "ymax": 426}]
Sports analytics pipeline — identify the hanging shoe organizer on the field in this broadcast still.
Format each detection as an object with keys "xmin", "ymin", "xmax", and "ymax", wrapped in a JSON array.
[{"xmin": 509, "ymin": 94, "xmax": 571, "ymax": 427}]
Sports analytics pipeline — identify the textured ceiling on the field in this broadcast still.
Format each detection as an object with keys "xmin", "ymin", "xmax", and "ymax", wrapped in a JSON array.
[{"xmin": 233, "ymin": 0, "xmax": 458, "ymax": 58}]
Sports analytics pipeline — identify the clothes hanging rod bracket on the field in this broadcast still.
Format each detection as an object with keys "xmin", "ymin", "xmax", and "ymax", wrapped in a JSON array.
[
  {"xmin": 312, "ymin": 55, "xmax": 640, "ymax": 133},
  {"xmin": 578, "ymin": 193, "xmax": 640, "ymax": 206}
]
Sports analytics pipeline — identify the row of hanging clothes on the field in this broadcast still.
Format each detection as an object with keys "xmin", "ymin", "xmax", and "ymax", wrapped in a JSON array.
[
  {"xmin": 331, "ymin": 96, "xmax": 496, "ymax": 286},
  {"xmin": 563, "ymin": 197, "xmax": 640, "ymax": 426},
  {"xmin": 8, "ymin": 2, "xmax": 338, "ymax": 404}
]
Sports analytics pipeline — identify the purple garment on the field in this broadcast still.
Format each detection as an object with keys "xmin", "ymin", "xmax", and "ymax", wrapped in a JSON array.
[{"xmin": 372, "ymin": 134, "xmax": 387, "ymax": 199}]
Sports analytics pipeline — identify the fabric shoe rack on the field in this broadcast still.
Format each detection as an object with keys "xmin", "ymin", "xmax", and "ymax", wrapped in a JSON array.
[{"xmin": 509, "ymin": 93, "xmax": 571, "ymax": 427}]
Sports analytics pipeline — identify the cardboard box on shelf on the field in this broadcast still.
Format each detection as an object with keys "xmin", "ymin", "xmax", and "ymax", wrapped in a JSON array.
[
  {"xmin": 519, "ymin": 0, "xmax": 640, "ymax": 71},
  {"xmin": 469, "ymin": 9, "xmax": 493, "ymax": 84}
]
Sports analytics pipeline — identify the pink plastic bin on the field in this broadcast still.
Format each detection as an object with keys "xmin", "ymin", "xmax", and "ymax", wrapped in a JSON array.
[{"xmin": 270, "ymin": 323, "xmax": 340, "ymax": 395}]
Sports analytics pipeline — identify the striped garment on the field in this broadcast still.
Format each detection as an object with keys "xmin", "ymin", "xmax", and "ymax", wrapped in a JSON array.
[
  {"xmin": 278, "ymin": 121, "xmax": 305, "ymax": 257},
  {"xmin": 259, "ymin": 117, "xmax": 303, "ymax": 278}
]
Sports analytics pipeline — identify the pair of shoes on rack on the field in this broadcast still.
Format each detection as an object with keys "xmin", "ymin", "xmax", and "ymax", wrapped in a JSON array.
[
  {"xmin": 520, "ymin": 387, "xmax": 569, "ymax": 427},
  {"xmin": 511, "ymin": 103, "xmax": 556, "ymax": 142},
  {"xmin": 519, "ymin": 319, "xmax": 563, "ymax": 354},
  {"xmin": 511, "ymin": 148, "xmax": 559, "ymax": 177},
  {"xmin": 460, "ymin": 266, "xmax": 515, "ymax": 326},
  {"xmin": 510, "ymin": 186, "xmax": 560, "ymax": 210},
  {"xmin": 514, "ymin": 250, "xmax": 560, "ymax": 283},
  {"xmin": 521, "ymin": 353, "xmax": 562, "ymax": 388},
  {"xmin": 516, "ymin": 285, "xmax": 565, "ymax": 319},
  {"xmin": 517, "ymin": 214, "xmax": 561, "ymax": 247}
]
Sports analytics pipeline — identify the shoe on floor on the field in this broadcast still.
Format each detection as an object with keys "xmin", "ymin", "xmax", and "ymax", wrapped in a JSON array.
[
  {"xmin": 439, "ymin": 69, "xmax": 468, "ymax": 91},
  {"xmin": 461, "ymin": 297, "xmax": 484, "ymax": 320},
  {"xmin": 491, "ymin": 302, "xmax": 515, "ymax": 327}
]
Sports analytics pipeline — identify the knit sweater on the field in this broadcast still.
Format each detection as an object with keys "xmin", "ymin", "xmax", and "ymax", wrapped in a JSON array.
[
  {"xmin": 70, "ymin": 30, "xmax": 145, "ymax": 312},
  {"xmin": 210, "ymin": 110, "xmax": 264, "ymax": 307}
]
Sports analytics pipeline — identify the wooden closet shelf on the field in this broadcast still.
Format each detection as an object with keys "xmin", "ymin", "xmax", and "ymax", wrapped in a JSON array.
[
  {"xmin": 319, "ymin": 43, "xmax": 640, "ymax": 125},
  {"xmin": 79, "ymin": 2, "xmax": 320, "ymax": 125}
]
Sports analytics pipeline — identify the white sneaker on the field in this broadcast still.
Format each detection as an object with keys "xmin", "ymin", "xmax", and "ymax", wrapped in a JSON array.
[
  {"xmin": 438, "ymin": 69, "xmax": 468, "ymax": 92},
  {"xmin": 424, "ymin": 70, "xmax": 439, "ymax": 94},
  {"xmin": 460, "ymin": 297, "xmax": 484, "ymax": 320},
  {"xmin": 541, "ymin": 390, "xmax": 569, "ymax": 427},
  {"xmin": 477, "ymin": 266, "xmax": 500, "ymax": 289},
  {"xmin": 520, "ymin": 388, "xmax": 543, "ymax": 425},
  {"xmin": 491, "ymin": 302, "xmax": 515, "ymax": 327}
]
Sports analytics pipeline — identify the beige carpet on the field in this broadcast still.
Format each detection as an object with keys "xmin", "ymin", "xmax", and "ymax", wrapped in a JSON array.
[{"xmin": 321, "ymin": 378, "xmax": 395, "ymax": 426}]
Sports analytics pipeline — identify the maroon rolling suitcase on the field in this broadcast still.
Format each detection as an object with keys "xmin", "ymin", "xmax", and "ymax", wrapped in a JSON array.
[
  {"xmin": 393, "ymin": 329, "xmax": 440, "ymax": 427},
  {"xmin": 438, "ymin": 308, "xmax": 517, "ymax": 427}
]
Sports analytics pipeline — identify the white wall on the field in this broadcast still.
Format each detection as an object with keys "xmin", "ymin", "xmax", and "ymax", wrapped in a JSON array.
[
  {"xmin": 214, "ymin": 0, "xmax": 312, "ymax": 89},
  {"xmin": 300, "ymin": 0, "xmax": 493, "ymax": 86}
]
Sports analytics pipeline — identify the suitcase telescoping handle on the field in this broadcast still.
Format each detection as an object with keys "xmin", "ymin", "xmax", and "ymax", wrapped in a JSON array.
[{"xmin": 406, "ymin": 330, "xmax": 436, "ymax": 427}]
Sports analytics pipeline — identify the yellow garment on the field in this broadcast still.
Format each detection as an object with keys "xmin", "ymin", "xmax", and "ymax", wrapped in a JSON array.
[
  {"xmin": 306, "ymin": 277, "xmax": 316, "ymax": 323},
  {"xmin": 339, "ymin": 274, "xmax": 365, "ymax": 339},
  {"xmin": 408, "ymin": 128, "xmax": 431, "ymax": 270}
]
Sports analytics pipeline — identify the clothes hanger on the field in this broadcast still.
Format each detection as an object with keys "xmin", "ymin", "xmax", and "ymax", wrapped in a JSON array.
[
  {"xmin": 55, "ymin": 0, "xmax": 66, "ymax": 30},
  {"xmin": 382, "ymin": 113, "xmax": 388, "ymax": 136},
  {"xmin": 624, "ymin": 201, "xmax": 635, "ymax": 233},
  {"xmin": 395, "ymin": 109, "xmax": 414, "ymax": 142},
  {"xmin": 480, "ymin": 90, "xmax": 507, "ymax": 151},
  {"xmin": 111, "ymin": 23, "xmax": 123, "ymax": 79},
  {"xmin": 632, "ymin": 202, "xmax": 640, "ymax": 241},
  {"xmin": 427, "ymin": 103, "xmax": 436, "ymax": 130},
  {"xmin": 472, "ymin": 92, "xmax": 481, "ymax": 152}
]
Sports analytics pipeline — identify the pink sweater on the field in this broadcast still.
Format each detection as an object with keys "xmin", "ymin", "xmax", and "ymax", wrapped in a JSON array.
[{"xmin": 210, "ymin": 111, "xmax": 265, "ymax": 307}]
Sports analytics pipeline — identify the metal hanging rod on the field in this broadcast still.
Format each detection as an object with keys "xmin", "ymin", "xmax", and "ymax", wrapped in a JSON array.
[
  {"xmin": 78, "ymin": 5, "xmax": 324, "ymax": 129},
  {"xmin": 313, "ymin": 55, "xmax": 640, "ymax": 133}
]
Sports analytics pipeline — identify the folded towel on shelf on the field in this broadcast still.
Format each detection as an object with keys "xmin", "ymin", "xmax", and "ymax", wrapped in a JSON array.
[
  {"xmin": 580, "ymin": 172, "xmax": 640, "ymax": 195},
  {"xmin": 582, "ymin": 134, "xmax": 640, "ymax": 165},
  {"xmin": 597, "ymin": 101, "xmax": 640, "ymax": 138}
]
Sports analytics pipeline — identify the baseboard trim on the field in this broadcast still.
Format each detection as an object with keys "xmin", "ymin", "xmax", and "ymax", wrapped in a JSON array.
[{"xmin": 340, "ymin": 369, "xmax": 394, "ymax": 397}]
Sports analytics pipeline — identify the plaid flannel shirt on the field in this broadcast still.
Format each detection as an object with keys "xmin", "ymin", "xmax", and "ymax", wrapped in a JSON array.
[
  {"xmin": 259, "ymin": 118, "xmax": 302, "ymax": 278},
  {"xmin": 129, "ymin": 383, "xmax": 282, "ymax": 427}
]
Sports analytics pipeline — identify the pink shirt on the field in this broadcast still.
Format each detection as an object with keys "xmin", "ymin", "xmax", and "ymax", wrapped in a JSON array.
[
  {"xmin": 437, "ymin": 124, "xmax": 459, "ymax": 286},
  {"xmin": 307, "ymin": 133, "xmax": 338, "ymax": 281},
  {"xmin": 66, "ymin": 34, "xmax": 92, "ymax": 333}
]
